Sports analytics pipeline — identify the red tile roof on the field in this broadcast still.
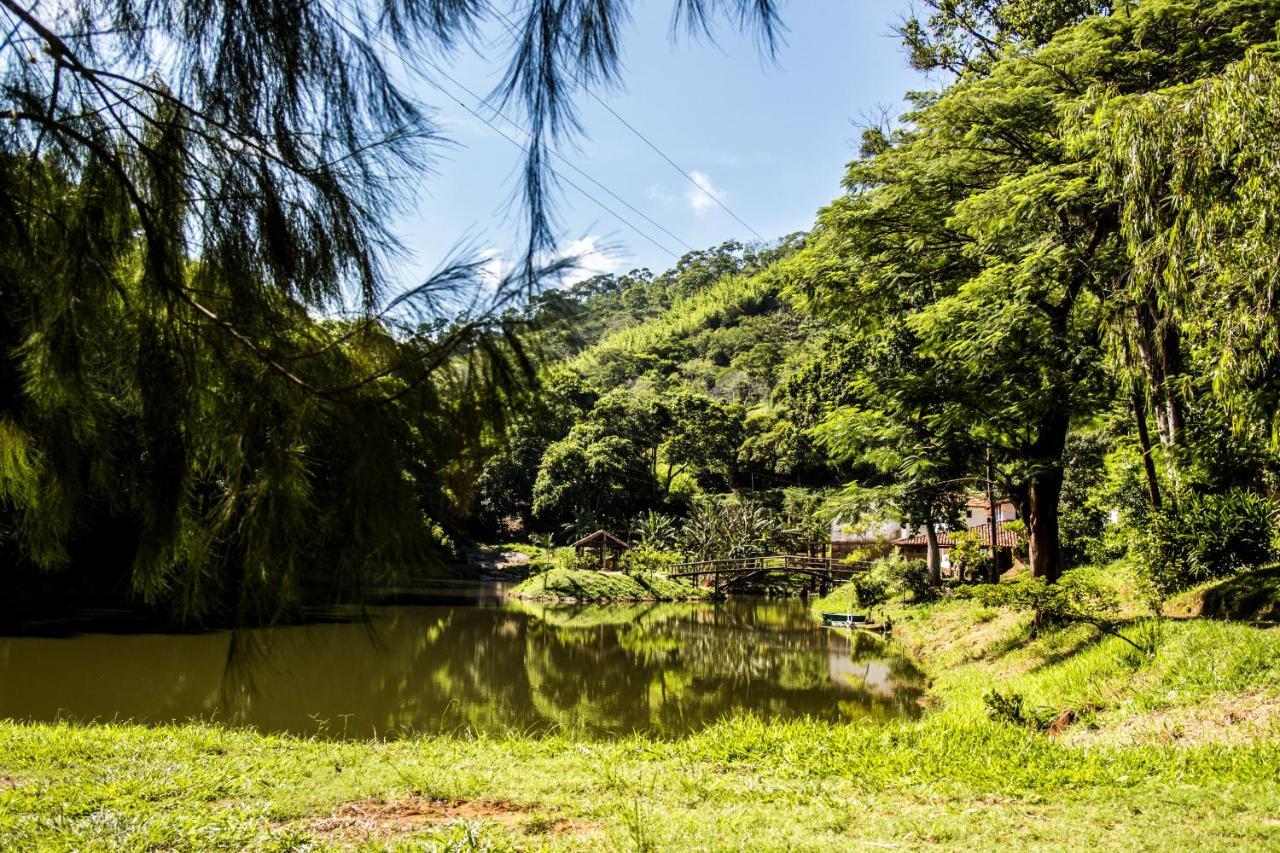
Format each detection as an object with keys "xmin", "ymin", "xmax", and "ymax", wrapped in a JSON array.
[{"xmin": 895, "ymin": 521, "xmax": 1020, "ymax": 549}]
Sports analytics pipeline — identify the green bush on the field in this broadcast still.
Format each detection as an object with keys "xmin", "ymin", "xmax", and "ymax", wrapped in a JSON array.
[
  {"xmin": 851, "ymin": 552, "xmax": 934, "ymax": 604},
  {"xmin": 962, "ymin": 572, "xmax": 1125, "ymax": 627},
  {"xmin": 619, "ymin": 546, "xmax": 684, "ymax": 575},
  {"xmin": 949, "ymin": 528, "xmax": 995, "ymax": 582},
  {"xmin": 558, "ymin": 550, "xmax": 601, "ymax": 572},
  {"xmin": 850, "ymin": 572, "xmax": 890, "ymax": 609},
  {"xmin": 983, "ymin": 690, "xmax": 1057, "ymax": 731},
  {"xmin": 878, "ymin": 552, "xmax": 934, "ymax": 602},
  {"xmin": 1133, "ymin": 489, "xmax": 1279, "ymax": 598}
]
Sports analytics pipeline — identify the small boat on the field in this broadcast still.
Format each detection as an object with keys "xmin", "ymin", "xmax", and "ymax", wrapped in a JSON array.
[{"xmin": 820, "ymin": 611, "xmax": 866, "ymax": 626}]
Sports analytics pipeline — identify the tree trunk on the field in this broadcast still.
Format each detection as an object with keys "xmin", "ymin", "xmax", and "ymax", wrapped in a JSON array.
[
  {"xmin": 1133, "ymin": 299, "xmax": 1185, "ymax": 450},
  {"xmin": 1158, "ymin": 321, "xmax": 1185, "ymax": 448},
  {"xmin": 1027, "ymin": 471, "xmax": 1064, "ymax": 582},
  {"xmin": 923, "ymin": 520, "xmax": 942, "ymax": 586},
  {"xmin": 1132, "ymin": 388, "xmax": 1162, "ymax": 511},
  {"xmin": 1026, "ymin": 408, "xmax": 1070, "ymax": 583}
]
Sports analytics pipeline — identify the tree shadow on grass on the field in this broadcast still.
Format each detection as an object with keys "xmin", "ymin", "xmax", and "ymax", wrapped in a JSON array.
[
  {"xmin": 633, "ymin": 574, "xmax": 656, "ymax": 598},
  {"xmin": 982, "ymin": 618, "xmax": 1107, "ymax": 673},
  {"xmin": 1025, "ymin": 624, "xmax": 1106, "ymax": 671},
  {"xmin": 1198, "ymin": 568, "xmax": 1280, "ymax": 623}
]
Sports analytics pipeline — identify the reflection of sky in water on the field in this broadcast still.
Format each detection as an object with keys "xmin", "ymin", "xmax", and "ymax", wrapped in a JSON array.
[{"xmin": 0, "ymin": 594, "xmax": 924, "ymax": 738}]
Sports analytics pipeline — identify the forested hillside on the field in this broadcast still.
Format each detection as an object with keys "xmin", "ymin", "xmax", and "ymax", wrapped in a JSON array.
[
  {"xmin": 470, "ymin": 0, "xmax": 1280, "ymax": 609},
  {"xmin": 467, "ymin": 237, "xmax": 857, "ymax": 547}
]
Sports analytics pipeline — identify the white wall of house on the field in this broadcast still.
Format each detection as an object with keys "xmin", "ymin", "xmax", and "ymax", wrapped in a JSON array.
[
  {"xmin": 830, "ymin": 516, "xmax": 904, "ymax": 543},
  {"xmin": 834, "ymin": 498, "xmax": 1018, "ymax": 555},
  {"xmin": 964, "ymin": 500, "xmax": 1018, "ymax": 530}
]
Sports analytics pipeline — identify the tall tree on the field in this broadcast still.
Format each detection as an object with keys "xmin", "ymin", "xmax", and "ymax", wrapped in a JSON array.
[
  {"xmin": 0, "ymin": 0, "xmax": 781, "ymax": 621},
  {"xmin": 792, "ymin": 0, "xmax": 1280, "ymax": 582}
]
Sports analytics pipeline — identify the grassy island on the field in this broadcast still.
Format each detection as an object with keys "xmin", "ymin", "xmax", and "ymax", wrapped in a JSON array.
[{"xmin": 507, "ymin": 568, "xmax": 708, "ymax": 602}]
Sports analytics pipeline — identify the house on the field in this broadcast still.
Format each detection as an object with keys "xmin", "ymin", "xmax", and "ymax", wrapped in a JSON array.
[
  {"xmin": 570, "ymin": 529, "xmax": 629, "ymax": 570},
  {"xmin": 829, "ymin": 515, "xmax": 905, "ymax": 560},
  {"xmin": 962, "ymin": 495, "xmax": 1020, "ymax": 528},
  {"xmin": 894, "ymin": 519, "xmax": 1021, "ymax": 573},
  {"xmin": 830, "ymin": 496, "xmax": 1023, "ymax": 573}
]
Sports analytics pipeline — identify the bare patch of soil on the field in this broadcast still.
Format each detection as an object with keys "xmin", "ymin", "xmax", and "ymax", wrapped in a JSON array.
[
  {"xmin": 1063, "ymin": 689, "xmax": 1280, "ymax": 748},
  {"xmin": 301, "ymin": 795, "xmax": 596, "ymax": 845},
  {"xmin": 0, "ymin": 776, "xmax": 17, "ymax": 790}
]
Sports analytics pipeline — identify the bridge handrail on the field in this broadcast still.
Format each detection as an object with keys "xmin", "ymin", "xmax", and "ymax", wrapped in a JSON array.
[{"xmin": 662, "ymin": 554, "xmax": 872, "ymax": 575}]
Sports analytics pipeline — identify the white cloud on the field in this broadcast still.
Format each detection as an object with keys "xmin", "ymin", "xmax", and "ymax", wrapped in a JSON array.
[
  {"xmin": 476, "ymin": 247, "xmax": 510, "ymax": 290},
  {"xmin": 474, "ymin": 237, "xmax": 624, "ymax": 291},
  {"xmin": 561, "ymin": 235, "xmax": 624, "ymax": 286},
  {"xmin": 686, "ymin": 170, "xmax": 726, "ymax": 216}
]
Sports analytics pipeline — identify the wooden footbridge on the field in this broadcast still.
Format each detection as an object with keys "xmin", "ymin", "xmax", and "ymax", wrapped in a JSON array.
[{"xmin": 664, "ymin": 554, "xmax": 870, "ymax": 596}]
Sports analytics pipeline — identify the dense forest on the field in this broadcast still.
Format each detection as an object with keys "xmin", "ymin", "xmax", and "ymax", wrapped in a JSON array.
[
  {"xmin": 8, "ymin": 2, "xmax": 1280, "ymax": 849},
  {"xmin": 5, "ymin": 0, "xmax": 1280, "ymax": 626},
  {"xmin": 467, "ymin": 238, "xmax": 848, "ymax": 546}
]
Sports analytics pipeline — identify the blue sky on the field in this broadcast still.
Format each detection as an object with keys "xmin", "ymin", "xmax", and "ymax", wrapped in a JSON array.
[{"xmin": 382, "ymin": 1, "xmax": 926, "ymax": 294}]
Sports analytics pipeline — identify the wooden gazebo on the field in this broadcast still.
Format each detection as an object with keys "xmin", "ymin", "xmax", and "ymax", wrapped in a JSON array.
[{"xmin": 571, "ymin": 530, "xmax": 629, "ymax": 570}]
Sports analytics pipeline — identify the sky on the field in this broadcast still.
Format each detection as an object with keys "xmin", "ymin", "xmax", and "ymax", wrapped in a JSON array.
[{"xmin": 381, "ymin": 0, "xmax": 928, "ymax": 295}]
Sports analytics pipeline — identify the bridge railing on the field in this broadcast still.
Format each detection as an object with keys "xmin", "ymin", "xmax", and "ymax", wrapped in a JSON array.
[{"xmin": 663, "ymin": 554, "xmax": 874, "ymax": 580}]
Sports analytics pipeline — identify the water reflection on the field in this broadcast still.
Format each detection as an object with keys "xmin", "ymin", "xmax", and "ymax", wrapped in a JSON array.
[{"xmin": 0, "ymin": 595, "xmax": 924, "ymax": 738}]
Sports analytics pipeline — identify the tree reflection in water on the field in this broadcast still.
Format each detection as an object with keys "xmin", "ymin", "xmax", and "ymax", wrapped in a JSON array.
[{"xmin": 0, "ymin": 595, "xmax": 924, "ymax": 738}]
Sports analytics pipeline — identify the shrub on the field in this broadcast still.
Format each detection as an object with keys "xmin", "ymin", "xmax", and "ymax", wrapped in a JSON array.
[
  {"xmin": 964, "ymin": 571, "xmax": 1160, "ymax": 656},
  {"xmin": 619, "ymin": 546, "xmax": 684, "ymax": 575},
  {"xmin": 558, "ymin": 550, "xmax": 600, "ymax": 572},
  {"xmin": 851, "ymin": 552, "xmax": 934, "ymax": 603},
  {"xmin": 525, "ymin": 558, "xmax": 556, "ymax": 575},
  {"xmin": 878, "ymin": 552, "xmax": 934, "ymax": 602},
  {"xmin": 962, "ymin": 573, "xmax": 1124, "ymax": 625},
  {"xmin": 983, "ymin": 690, "xmax": 1056, "ymax": 730},
  {"xmin": 631, "ymin": 511, "xmax": 678, "ymax": 551},
  {"xmin": 949, "ymin": 528, "xmax": 994, "ymax": 582},
  {"xmin": 850, "ymin": 572, "xmax": 890, "ymax": 609},
  {"xmin": 1133, "ymin": 489, "xmax": 1280, "ymax": 598}
]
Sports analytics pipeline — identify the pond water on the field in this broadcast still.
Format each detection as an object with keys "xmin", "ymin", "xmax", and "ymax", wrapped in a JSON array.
[{"xmin": 0, "ymin": 588, "xmax": 925, "ymax": 738}]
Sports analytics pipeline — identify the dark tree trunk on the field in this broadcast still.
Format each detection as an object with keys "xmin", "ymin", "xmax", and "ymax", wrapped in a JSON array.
[
  {"xmin": 1133, "ymin": 299, "xmax": 1185, "ymax": 450},
  {"xmin": 1026, "ymin": 410, "xmax": 1070, "ymax": 583},
  {"xmin": 1132, "ymin": 388, "xmax": 1162, "ymax": 511},
  {"xmin": 1027, "ymin": 471, "xmax": 1064, "ymax": 583}
]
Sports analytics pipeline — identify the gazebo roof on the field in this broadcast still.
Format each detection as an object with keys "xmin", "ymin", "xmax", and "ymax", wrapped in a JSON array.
[{"xmin": 570, "ymin": 529, "xmax": 630, "ymax": 551}]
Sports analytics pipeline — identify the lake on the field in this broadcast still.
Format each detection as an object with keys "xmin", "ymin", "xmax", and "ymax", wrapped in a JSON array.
[{"xmin": 0, "ymin": 587, "xmax": 925, "ymax": 738}]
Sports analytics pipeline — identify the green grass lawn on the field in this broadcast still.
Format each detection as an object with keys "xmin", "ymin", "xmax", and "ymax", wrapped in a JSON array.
[
  {"xmin": 3, "ymin": 715, "xmax": 1279, "ymax": 850},
  {"xmin": 508, "ymin": 569, "xmax": 708, "ymax": 602},
  {"xmin": 4, "ymin": 573, "xmax": 1280, "ymax": 850}
]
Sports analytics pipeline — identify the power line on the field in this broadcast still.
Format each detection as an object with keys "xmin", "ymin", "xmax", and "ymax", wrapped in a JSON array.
[
  {"xmin": 485, "ymin": 3, "xmax": 767, "ymax": 242},
  {"xmin": 406, "ymin": 50, "xmax": 695, "ymax": 254},
  {"xmin": 585, "ymin": 95, "xmax": 765, "ymax": 241},
  {"xmin": 442, "ymin": 85, "xmax": 682, "ymax": 260},
  {"xmin": 325, "ymin": 4, "xmax": 689, "ymax": 261}
]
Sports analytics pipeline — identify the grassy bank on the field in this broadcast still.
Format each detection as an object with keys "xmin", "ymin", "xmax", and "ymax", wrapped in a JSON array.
[
  {"xmin": 508, "ymin": 569, "xmax": 707, "ymax": 602},
  {"xmin": 812, "ymin": 571, "xmax": 1280, "ymax": 746},
  {"xmin": 5, "ymin": 577, "xmax": 1280, "ymax": 849},
  {"xmin": 3, "ymin": 714, "xmax": 1279, "ymax": 850}
]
